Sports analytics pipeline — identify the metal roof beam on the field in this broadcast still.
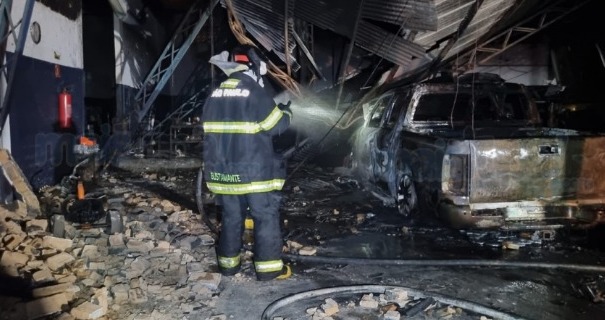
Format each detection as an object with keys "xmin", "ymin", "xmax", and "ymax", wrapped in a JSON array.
[
  {"xmin": 454, "ymin": 0, "xmax": 591, "ymax": 71},
  {"xmin": 0, "ymin": 0, "xmax": 34, "ymax": 135}
]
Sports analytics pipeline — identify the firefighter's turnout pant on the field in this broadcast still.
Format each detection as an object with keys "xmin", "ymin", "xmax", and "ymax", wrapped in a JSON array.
[{"xmin": 217, "ymin": 191, "xmax": 283, "ymax": 280}]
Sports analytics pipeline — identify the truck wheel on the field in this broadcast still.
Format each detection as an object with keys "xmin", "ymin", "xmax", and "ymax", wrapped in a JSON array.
[{"xmin": 396, "ymin": 168, "xmax": 417, "ymax": 217}]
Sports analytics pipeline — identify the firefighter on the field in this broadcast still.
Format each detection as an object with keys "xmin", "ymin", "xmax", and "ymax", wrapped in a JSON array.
[{"xmin": 201, "ymin": 45, "xmax": 292, "ymax": 280}]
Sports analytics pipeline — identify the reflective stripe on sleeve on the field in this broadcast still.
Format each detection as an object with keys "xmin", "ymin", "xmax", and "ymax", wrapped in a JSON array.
[
  {"xmin": 207, "ymin": 179, "xmax": 285, "ymax": 195},
  {"xmin": 220, "ymin": 79, "xmax": 241, "ymax": 88},
  {"xmin": 218, "ymin": 255, "xmax": 241, "ymax": 269},
  {"xmin": 255, "ymin": 260, "xmax": 283, "ymax": 273},
  {"xmin": 258, "ymin": 107, "xmax": 284, "ymax": 131},
  {"xmin": 203, "ymin": 107, "xmax": 285, "ymax": 134}
]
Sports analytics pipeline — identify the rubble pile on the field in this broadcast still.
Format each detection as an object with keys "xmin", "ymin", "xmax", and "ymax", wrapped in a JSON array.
[{"xmin": 0, "ymin": 169, "xmax": 229, "ymax": 320}]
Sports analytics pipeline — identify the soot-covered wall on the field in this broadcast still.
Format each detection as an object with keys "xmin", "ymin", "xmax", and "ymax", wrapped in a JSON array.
[{"xmin": 6, "ymin": 0, "xmax": 85, "ymax": 190}]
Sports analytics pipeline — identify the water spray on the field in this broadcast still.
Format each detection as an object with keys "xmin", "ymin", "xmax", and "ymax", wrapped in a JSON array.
[{"xmin": 273, "ymin": 90, "xmax": 359, "ymax": 177}]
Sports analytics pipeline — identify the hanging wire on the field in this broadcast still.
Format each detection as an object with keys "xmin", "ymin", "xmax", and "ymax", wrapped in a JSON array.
[
  {"xmin": 360, "ymin": 0, "xmax": 413, "ymax": 89},
  {"xmin": 224, "ymin": 0, "xmax": 301, "ymax": 97},
  {"xmin": 284, "ymin": 0, "xmax": 291, "ymax": 77},
  {"xmin": 339, "ymin": 0, "xmax": 415, "ymax": 129},
  {"xmin": 286, "ymin": 1, "xmax": 418, "ymax": 177},
  {"xmin": 449, "ymin": 0, "xmax": 483, "ymax": 137},
  {"xmin": 210, "ymin": 2, "xmax": 215, "ymax": 88}
]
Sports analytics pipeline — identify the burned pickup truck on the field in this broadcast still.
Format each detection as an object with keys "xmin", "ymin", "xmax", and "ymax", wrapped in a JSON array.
[{"xmin": 351, "ymin": 73, "xmax": 605, "ymax": 229}]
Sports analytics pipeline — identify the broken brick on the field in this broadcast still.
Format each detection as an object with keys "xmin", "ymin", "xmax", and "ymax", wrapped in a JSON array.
[
  {"xmin": 70, "ymin": 301, "xmax": 105, "ymax": 319},
  {"xmin": 298, "ymin": 246, "xmax": 317, "ymax": 256},
  {"xmin": 3, "ymin": 233, "xmax": 25, "ymax": 250},
  {"xmin": 188, "ymin": 272, "xmax": 222, "ymax": 291},
  {"xmin": 128, "ymin": 288, "xmax": 148, "ymax": 304},
  {"xmin": 0, "ymin": 250, "xmax": 29, "ymax": 268},
  {"xmin": 46, "ymin": 252, "xmax": 75, "ymax": 271},
  {"xmin": 359, "ymin": 294, "xmax": 379, "ymax": 309},
  {"xmin": 384, "ymin": 310, "xmax": 401, "ymax": 320},
  {"xmin": 26, "ymin": 219, "xmax": 48, "ymax": 232},
  {"xmin": 25, "ymin": 293, "xmax": 68, "ymax": 319},
  {"xmin": 32, "ymin": 268, "xmax": 55, "ymax": 284},
  {"xmin": 321, "ymin": 298, "xmax": 339, "ymax": 316},
  {"xmin": 32, "ymin": 283, "xmax": 78, "ymax": 298}
]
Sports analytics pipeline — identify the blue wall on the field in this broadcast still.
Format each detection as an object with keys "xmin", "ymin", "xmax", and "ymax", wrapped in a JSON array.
[{"xmin": 8, "ymin": 53, "xmax": 85, "ymax": 190}]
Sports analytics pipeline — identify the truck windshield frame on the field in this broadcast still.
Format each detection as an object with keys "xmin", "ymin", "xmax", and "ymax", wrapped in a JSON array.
[{"xmin": 411, "ymin": 91, "xmax": 533, "ymax": 126}]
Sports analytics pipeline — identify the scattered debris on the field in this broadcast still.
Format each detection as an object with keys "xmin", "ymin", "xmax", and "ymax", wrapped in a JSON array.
[
  {"xmin": 282, "ymin": 290, "xmax": 495, "ymax": 320},
  {"xmin": 502, "ymin": 241, "xmax": 520, "ymax": 250},
  {"xmin": 298, "ymin": 246, "xmax": 318, "ymax": 256},
  {"xmin": 571, "ymin": 275, "xmax": 605, "ymax": 303},
  {"xmin": 0, "ymin": 167, "xmax": 221, "ymax": 319}
]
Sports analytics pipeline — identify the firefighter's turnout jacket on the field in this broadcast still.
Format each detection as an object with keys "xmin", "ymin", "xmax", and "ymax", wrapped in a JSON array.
[
  {"xmin": 201, "ymin": 72, "xmax": 291, "ymax": 194},
  {"xmin": 201, "ymin": 52, "xmax": 291, "ymax": 280}
]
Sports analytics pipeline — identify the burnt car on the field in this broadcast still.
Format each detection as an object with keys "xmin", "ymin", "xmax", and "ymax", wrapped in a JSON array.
[{"xmin": 351, "ymin": 73, "xmax": 605, "ymax": 229}]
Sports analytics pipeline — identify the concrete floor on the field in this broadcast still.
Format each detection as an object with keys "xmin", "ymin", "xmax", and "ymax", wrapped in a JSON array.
[
  {"xmin": 2, "ymin": 160, "xmax": 604, "ymax": 320},
  {"xmin": 209, "ymin": 164, "xmax": 605, "ymax": 320}
]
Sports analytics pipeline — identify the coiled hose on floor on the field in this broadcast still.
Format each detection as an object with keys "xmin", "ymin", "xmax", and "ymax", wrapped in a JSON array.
[{"xmin": 262, "ymin": 284, "xmax": 525, "ymax": 320}]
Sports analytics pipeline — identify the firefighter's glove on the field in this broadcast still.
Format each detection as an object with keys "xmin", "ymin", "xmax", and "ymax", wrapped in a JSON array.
[{"xmin": 278, "ymin": 101, "xmax": 292, "ymax": 117}]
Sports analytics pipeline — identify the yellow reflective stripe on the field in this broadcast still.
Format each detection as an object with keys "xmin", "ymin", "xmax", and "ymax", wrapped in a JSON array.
[
  {"xmin": 207, "ymin": 179, "xmax": 285, "ymax": 195},
  {"xmin": 218, "ymin": 255, "xmax": 240, "ymax": 268},
  {"xmin": 202, "ymin": 107, "xmax": 284, "ymax": 134},
  {"xmin": 255, "ymin": 260, "xmax": 283, "ymax": 273},
  {"xmin": 203, "ymin": 122, "xmax": 260, "ymax": 134},
  {"xmin": 220, "ymin": 79, "xmax": 240, "ymax": 89},
  {"xmin": 258, "ymin": 107, "xmax": 284, "ymax": 131}
]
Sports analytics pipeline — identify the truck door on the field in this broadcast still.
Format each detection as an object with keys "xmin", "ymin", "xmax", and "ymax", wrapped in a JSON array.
[
  {"xmin": 373, "ymin": 90, "xmax": 411, "ymax": 181},
  {"xmin": 358, "ymin": 93, "xmax": 394, "ymax": 182}
]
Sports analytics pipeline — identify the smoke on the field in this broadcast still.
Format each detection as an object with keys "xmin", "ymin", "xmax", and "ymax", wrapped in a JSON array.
[{"xmin": 274, "ymin": 91, "xmax": 343, "ymax": 141}]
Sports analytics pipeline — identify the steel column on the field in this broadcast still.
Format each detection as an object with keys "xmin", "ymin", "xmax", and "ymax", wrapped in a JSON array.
[
  {"xmin": 0, "ymin": 0, "xmax": 34, "ymax": 135},
  {"xmin": 133, "ymin": 0, "xmax": 219, "ymax": 125},
  {"xmin": 335, "ymin": 0, "xmax": 365, "ymax": 110}
]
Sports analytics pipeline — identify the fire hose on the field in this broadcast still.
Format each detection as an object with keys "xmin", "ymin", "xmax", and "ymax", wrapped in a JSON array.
[
  {"xmin": 282, "ymin": 253, "xmax": 605, "ymax": 273},
  {"xmin": 262, "ymin": 284, "xmax": 525, "ymax": 320}
]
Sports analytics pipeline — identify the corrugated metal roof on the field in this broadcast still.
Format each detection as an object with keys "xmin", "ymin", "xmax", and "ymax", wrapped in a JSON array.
[
  {"xmin": 293, "ymin": 0, "xmax": 358, "ymax": 38},
  {"xmin": 445, "ymin": 0, "xmax": 516, "ymax": 58},
  {"xmin": 413, "ymin": 0, "xmax": 516, "ymax": 60},
  {"xmin": 226, "ymin": 0, "xmax": 300, "ymax": 70},
  {"xmin": 228, "ymin": 0, "xmax": 435, "ymax": 70},
  {"xmin": 414, "ymin": 0, "xmax": 476, "ymax": 46},
  {"xmin": 291, "ymin": 0, "xmax": 434, "ymax": 67},
  {"xmin": 225, "ymin": 0, "xmax": 525, "ymax": 72},
  {"xmin": 434, "ymin": 0, "xmax": 474, "ymax": 14},
  {"xmin": 362, "ymin": 0, "xmax": 438, "ymax": 32},
  {"xmin": 357, "ymin": 21, "xmax": 427, "ymax": 67}
]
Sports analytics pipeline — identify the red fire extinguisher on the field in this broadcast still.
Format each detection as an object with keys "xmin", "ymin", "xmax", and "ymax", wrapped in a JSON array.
[{"xmin": 58, "ymin": 88, "xmax": 72, "ymax": 129}]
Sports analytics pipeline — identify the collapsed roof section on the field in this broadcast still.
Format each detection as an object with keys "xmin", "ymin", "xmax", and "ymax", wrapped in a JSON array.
[{"xmin": 224, "ymin": 0, "xmax": 520, "ymax": 77}]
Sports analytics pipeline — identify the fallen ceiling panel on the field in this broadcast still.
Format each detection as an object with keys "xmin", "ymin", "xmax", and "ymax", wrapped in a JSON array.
[{"xmin": 224, "ymin": 0, "xmax": 539, "ymax": 79}]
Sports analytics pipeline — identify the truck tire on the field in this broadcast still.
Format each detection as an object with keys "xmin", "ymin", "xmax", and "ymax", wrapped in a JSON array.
[{"xmin": 396, "ymin": 166, "xmax": 417, "ymax": 217}]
